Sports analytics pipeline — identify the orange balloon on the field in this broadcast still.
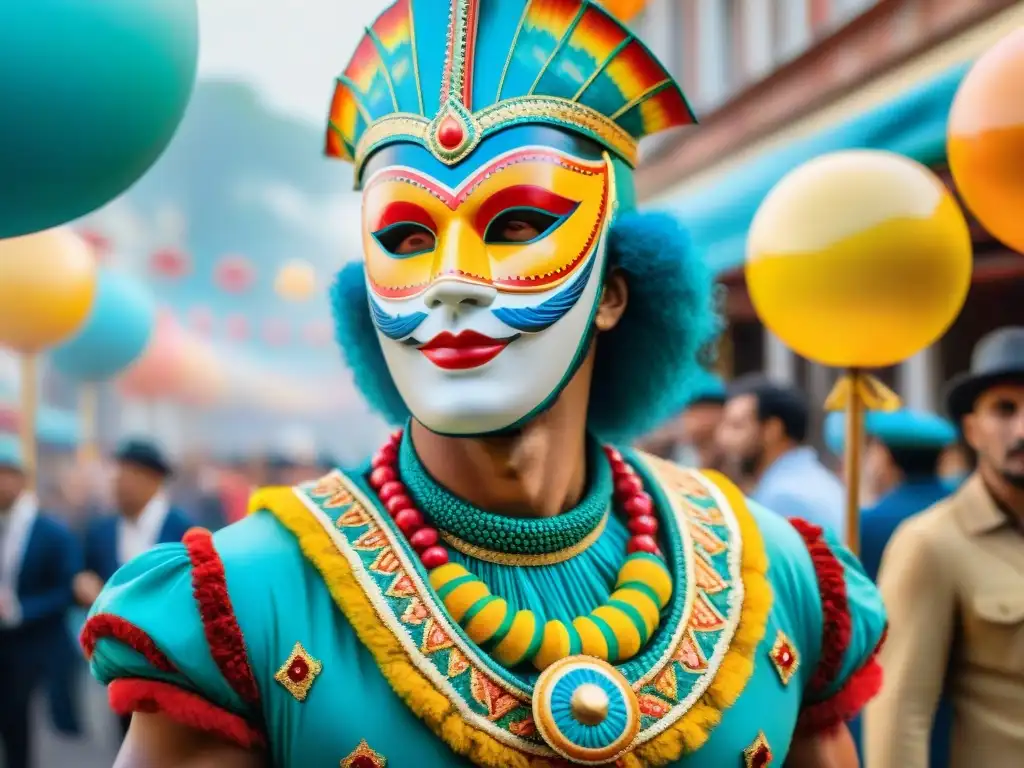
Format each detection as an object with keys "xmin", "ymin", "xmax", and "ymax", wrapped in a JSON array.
[
  {"xmin": 274, "ymin": 259, "xmax": 318, "ymax": 302},
  {"xmin": 0, "ymin": 229, "xmax": 98, "ymax": 352},
  {"xmin": 117, "ymin": 312, "xmax": 187, "ymax": 399},
  {"xmin": 948, "ymin": 28, "xmax": 1024, "ymax": 254}
]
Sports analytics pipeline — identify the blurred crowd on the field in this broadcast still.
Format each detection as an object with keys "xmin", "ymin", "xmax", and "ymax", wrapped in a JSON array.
[{"xmin": 1, "ymin": 324, "xmax": 1023, "ymax": 768}]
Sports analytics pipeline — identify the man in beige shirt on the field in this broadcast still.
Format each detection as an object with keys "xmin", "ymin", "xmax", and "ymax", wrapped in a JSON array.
[{"xmin": 864, "ymin": 326, "xmax": 1024, "ymax": 767}]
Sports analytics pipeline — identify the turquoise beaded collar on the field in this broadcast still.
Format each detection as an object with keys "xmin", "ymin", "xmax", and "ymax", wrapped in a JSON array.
[{"xmin": 398, "ymin": 429, "xmax": 612, "ymax": 556}]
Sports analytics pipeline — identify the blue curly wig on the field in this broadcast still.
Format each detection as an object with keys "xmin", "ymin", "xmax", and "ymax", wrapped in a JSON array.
[{"xmin": 331, "ymin": 210, "xmax": 721, "ymax": 443}]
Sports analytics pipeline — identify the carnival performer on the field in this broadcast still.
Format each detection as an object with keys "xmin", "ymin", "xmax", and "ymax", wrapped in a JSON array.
[{"xmin": 81, "ymin": 2, "xmax": 887, "ymax": 766}]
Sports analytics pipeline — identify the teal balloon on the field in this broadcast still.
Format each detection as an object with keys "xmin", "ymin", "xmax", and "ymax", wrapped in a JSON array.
[
  {"xmin": 51, "ymin": 270, "xmax": 156, "ymax": 382},
  {"xmin": 37, "ymin": 407, "xmax": 80, "ymax": 448},
  {"xmin": 0, "ymin": 1, "xmax": 199, "ymax": 237}
]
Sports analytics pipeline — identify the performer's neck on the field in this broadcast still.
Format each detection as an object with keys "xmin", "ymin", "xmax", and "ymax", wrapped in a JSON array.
[{"xmin": 409, "ymin": 365, "xmax": 593, "ymax": 520}]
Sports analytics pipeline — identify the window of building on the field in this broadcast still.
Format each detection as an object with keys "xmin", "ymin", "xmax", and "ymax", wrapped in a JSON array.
[
  {"xmin": 696, "ymin": 0, "xmax": 740, "ymax": 110},
  {"xmin": 773, "ymin": 0, "xmax": 811, "ymax": 63},
  {"xmin": 831, "ymin": 0, "xmax": 877, "ymax": 27},
  {"xmin": 741, "ymin": 0, "xmax": 774, "ymax": 81}
]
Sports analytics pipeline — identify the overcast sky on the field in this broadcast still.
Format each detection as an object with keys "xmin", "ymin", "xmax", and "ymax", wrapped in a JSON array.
[{"xmin": 197, "ymin": 0, "xmax": 393, "ymax": 126}]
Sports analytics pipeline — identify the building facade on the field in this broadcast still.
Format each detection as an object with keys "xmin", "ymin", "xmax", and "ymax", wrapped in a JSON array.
[{"xmin": 633, "ymin": 0, "xmax": 1024, "ymax": 433}]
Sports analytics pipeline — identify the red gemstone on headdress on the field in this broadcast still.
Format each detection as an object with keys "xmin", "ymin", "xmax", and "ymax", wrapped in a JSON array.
[{"xmin": 437, "ymin": 115, "xmax": 465, "ymax": 149}]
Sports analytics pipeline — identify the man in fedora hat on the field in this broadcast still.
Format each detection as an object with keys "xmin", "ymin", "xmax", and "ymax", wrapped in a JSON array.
[{"xmin": 864, "ymin": 326, "xmax": 1024, "ymax": 767}]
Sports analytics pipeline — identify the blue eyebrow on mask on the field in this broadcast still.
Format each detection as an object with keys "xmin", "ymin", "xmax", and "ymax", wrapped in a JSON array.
[
  {"xmin": 491, "ymin": 255, "xmax": 596, "ymax": 333},
  {"xmin": 368, "ymin": 297, "xmax": 428, "ymax": 340}
]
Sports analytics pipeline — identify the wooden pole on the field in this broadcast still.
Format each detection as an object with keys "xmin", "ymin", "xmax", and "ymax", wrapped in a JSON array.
[
  {"xmin": 843, "ymin": 368, "xmax": 864, "ymax": 555},
  {"xmin": 19, "ymin": 353, "xmax": 38, "ymax": 492},
  {"xmin": 78, "ymin": 383, "xmax": 99, "ymax": 463}
]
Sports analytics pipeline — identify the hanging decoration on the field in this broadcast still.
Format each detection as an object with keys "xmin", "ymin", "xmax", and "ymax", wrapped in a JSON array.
[
  {"xmin": 78, "ymin": 230, "xmax": 112, "ymax": 263},
  {"xmin": 0, "ymin": 228, "xmax": 98, "ymax": 488},
  {"xmin": 214, "ymin": 254, "xmax": 256, "ymax": 294},
  {"xmin": 0, "ymin": 1, "xmax": 199, "ymax": 239},
  {"xmin": 274, "ymin": 259, "xmax": 318, "ymax": 302},
  {"xmin": 746, "ymin": 150, "xmax": 972, "ymax": 553},
  {"xmin": 948, "ymin": 27, "xmax": 1024, "ymax": 255},
  {"xmin": 149, "ymin": 247, "xmax": 191, "ymax": 280}
]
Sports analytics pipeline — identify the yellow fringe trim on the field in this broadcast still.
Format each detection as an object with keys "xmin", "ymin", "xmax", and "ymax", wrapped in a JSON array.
[
  {"xmin": 248, "ymin": 486, "xmax": 563, "ymax": 768},
  {"xmin": 632, "ymin": 469, "xmax": 773, "ymax": 766}
]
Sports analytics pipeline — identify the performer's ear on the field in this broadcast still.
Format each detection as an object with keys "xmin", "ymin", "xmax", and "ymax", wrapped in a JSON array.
[{"xmin": 594, "ymin": 269, "xmax": 628, "ymax": 332}]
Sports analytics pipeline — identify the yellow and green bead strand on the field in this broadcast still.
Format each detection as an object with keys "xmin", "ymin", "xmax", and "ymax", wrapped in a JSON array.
[
  {"xmin": 462, "ymin": 596, "xmax": 511, "ymax": 646},
  {"xmin": 572, "ymin": 615, "xmax": 611, "ymax": 661},
  {"xmin": 615, "ymin": 552, "xmax": 673, "ymax": 609},
  {"xmin": 608, "ymin": 584, "xmax": 661, "ymax": 638},
  {"xmin": 492, "ymin": 609, "xmax": 545, "ymax": 667}
]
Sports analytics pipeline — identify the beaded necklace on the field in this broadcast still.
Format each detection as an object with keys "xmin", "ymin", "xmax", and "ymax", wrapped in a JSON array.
[{"xmin": 368, "ymin": 431, "xmax": 673, "ymax": 671}]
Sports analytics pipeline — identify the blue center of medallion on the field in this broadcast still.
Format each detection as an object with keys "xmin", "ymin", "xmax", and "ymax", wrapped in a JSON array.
[{"xmin": 548, "ymin": 667, "xmax": 628, "ymax": 750}]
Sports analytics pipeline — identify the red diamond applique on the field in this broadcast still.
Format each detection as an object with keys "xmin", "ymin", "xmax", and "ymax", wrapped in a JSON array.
[
  {"xmin": 744, "ymin": 731, "xmax": 773, "ymax": 767},
  {"xmin": 340, "ymin": 739, "xmax": 386, "ymax": 767},
  {"xmin": 469, "ymin": 670, "xmax": 522, "ymax": 721},
  {"xmin": 769, "ymin": 630, "xmax": 800, "ymax": 686},
  {"xmin": 509, "ymin": 716, "xmax": 537, "ymax": 737},
  {"xmin": 274, "ymin": 642, "xmax": 322, "ymax": 702}
]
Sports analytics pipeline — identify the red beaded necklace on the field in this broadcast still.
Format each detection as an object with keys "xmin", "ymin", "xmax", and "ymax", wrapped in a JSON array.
[{"xmin": 367, "ymin": 431, "xmax": 662, "ymax": 569}]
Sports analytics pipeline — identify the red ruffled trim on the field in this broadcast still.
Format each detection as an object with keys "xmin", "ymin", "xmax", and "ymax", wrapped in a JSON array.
[
  {"xmin": 183, "ymin": 528, "xmax": 261, "ymax": 705},
  {"xmin": 109, "ymin": 678, "xmax": 266, "ymax": 749},
  {"xmin": 796, "ymin": 657, "xmax": 884, "ymax": 735},
  {"xmin": 80, "ymin": 614, "xmax": 176, "ymax": 673},
  {"xmin": 789, "ymin": 517, "xmax": 851, "ymax": 693}
]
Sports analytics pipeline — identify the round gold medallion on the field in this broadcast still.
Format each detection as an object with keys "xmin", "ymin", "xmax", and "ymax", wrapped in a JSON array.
[{"xmin": 532, "ymin": 655, "xmax": 640, "ymax": 765}]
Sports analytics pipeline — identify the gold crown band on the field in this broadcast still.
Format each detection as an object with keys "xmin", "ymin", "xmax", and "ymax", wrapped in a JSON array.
[{"xmin": 351, "ymin": 96, "xmax": 639, "ymax": 182}]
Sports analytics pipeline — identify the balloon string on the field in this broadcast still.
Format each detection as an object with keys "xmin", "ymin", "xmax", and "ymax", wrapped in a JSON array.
[{"xmin": 78, "ymin": 383, "xmax": 99, "ymax": 464}]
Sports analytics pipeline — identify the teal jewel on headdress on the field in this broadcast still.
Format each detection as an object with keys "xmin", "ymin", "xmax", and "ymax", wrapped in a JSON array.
[
  {"xmin": 532, "ymin": 655, "xmax": 641, "ymax": 765},
  {"xmin": 325, "ymin": 0, "xmax": 697, "ymax": 185}
]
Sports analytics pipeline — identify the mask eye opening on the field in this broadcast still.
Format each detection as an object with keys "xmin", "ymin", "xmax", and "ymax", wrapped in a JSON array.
[
  {"xmin": 372, "ymin": 221, "xmax": 437, "ymax": 258},
  {"xmin": 483, "ymin": 205, "xmax": 576, "ymax": 245}
]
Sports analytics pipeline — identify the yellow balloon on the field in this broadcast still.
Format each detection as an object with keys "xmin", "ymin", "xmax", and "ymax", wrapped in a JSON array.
[
  {"xmin": 274, "ymin": 259, "xmax": 318, "ymax": 302},
  {"xmin": 0, "ymin": 229, "xmax": 98, "ymax": 353},
  {"xmin": 746, "ymin": 150, "xmax": 972, "ymax": 368}
]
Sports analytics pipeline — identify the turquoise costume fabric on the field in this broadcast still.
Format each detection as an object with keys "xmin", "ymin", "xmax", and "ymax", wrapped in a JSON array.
[
  {"xmin": 85, "ymin": 443, "xmax": 887, "ymax": 766},
  {"xmin": 82, "ymin": 1, "xmax": 888, "ymax": 765}
]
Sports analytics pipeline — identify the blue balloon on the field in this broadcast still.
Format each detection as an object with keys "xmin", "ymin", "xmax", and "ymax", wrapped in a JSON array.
[
  {"xmin": 51, "ymin": 270, "xmax": 156, "ymax": 382},
  {"xmin": 0, "ymin": 1, "xmax": 199, "ymax": 237},
  {"xmin": 37, "ymin": 407, "xmax": 80, "ymax": 448}
]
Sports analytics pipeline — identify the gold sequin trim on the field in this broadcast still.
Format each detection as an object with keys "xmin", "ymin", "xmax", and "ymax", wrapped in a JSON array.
[
  {"xmin": 353, "ymin": 97, "xmax": 638, "ymax": 179},
  {"xmin": 439, "ymin": 510, "xmax": 609, "ymax": 566},
  {"xmin": 341, "ymin": 739, "xmax": 387, "ymax": 767}
]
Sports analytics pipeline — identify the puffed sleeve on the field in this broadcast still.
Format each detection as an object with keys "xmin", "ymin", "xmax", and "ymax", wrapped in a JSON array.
[
  {"xmin": 788, "ymin": 518, "xmax": 888, "ymax": 734},
  {"xmin": 80, "ymin": 528, "xmax": 266, "ymax": 749}
]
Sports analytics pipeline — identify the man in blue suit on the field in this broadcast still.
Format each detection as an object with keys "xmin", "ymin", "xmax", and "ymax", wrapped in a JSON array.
[
  {"xmin": 0, "ymin": 436, "xmax": 81, "ymax": 768},
  {"xmin": 825, "ymin": 408, "xmax": 955, "ymax": 766},
  {"xmin": 76, "ymin": 439, "xmax": 192, "ymax": 736}
]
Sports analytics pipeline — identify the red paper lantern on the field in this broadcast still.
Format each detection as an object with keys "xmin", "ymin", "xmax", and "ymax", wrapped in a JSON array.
[
  {"xmin": 214, "ymin": 254, "xmax": 255, "ymax": 294},
  {"xmin": 149, "ymin": 247, "xmax": 191, "ymax": 279},
  {"xmin": 225, "ymin": 313, "xmax": 248, "ymax": 342}
]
